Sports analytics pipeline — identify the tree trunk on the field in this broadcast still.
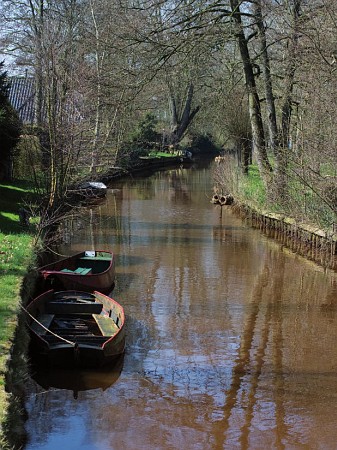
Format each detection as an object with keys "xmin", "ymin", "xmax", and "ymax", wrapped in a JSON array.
[
  {"xmin": 280, "ymin": 1, "xmax": 301, "ymax": 149},
  {"xmin": 276, "ymin": 0, "xmax": 302, "ymax": 202},
  {"xmin": 89, "ymin": 0, "xmax": 103, "ymax": 174},
  {"xmin": 230, "ymin": 0, "xmax": 272, "ymax": 188},
  {"xmin": 168, "ymin": 83, "xmax": 200, "ymax": 145},
  {"xmin": 254, "ymin": 0, "xmax": 279, "ymax": 153},
  {"xmin": 31, "ymin": 0, "xmax": 45, "ymax": 127}
]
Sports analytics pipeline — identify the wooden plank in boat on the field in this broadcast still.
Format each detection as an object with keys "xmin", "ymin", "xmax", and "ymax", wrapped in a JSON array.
[
  {"xmin": 60, "ymin": 267, "xmax": 92, "ymax": 275},
  {"xmin": 31, "ymin": 314, "xmax": 55, "ymax": 335},
  {"xmin": 74, "ymin": 267, "xmax": 92, "ymax": 275},
  {"xmin": 79, "ymin": 256, "xmax": 112, "ymax": 261},
  {"xmin": 46, "ymin": 302, "xmax": 103, "ymax": 314},
  {"xmin": 54, "ymin": 292, "xmax": 96, "ymax": 301},
  {"xmin": 93, "ymin": 315, "xmax": 119, "ymax": 336}
]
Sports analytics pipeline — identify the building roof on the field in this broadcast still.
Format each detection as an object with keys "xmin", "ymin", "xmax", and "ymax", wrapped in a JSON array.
[
  {"xmin": 8, "ymin": 76, "xmax": 84, "ymax": 124},
  {"xmin": 8, "ymin": 76, "xmax": 36, "ymax": 123}
]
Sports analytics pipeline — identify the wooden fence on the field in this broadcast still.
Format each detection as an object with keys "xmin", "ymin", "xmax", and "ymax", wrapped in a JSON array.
[{"xmin": 231, "ymin": 203, "xmax": 337, "ymax": 270}]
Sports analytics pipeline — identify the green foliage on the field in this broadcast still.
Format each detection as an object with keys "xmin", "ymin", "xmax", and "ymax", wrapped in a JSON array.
[
  {"xmin": 131, "ymin": 113, "xmax": 160, "ymax": 147},
  {"xmin": 118, "ymin": 114, "xmax": 163, "ymax": 166},
  {"xmin": 117, "ymin": 142, "xmax": 148, "ymax": 168},
  {"xmin": 0, "ymin": 64, "xmax": 10, "ymax": 101},
  {"xmin": 0, "ymin": 182, "xmax": 36, "ymax": 233},
  {"xmin": 239, "ymin": 164, "xmax": 266, "ymax": 207},
  {"xmin": 148, "ymin": 151, "xmax": 179, "ymax": 158},
  {"xmin": 188, "ymin": 132, "xmax": 220, "ymax": 155},
  {"xmin": 12, "ymin": 133, "xmax": 43, "ymax": 182}
]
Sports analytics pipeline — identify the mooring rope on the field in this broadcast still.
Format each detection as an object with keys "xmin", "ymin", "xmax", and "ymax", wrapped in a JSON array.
[{"xmin": 21, "ymin": 304, "xmax": 76, "ymax": 347}]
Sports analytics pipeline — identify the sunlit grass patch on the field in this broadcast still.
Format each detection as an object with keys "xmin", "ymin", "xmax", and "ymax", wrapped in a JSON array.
[
  {"xmin": 0, "ymin": 182, "xmax": 30, "ymax": 192},
  {"xmin": 232, "ymin": 161, "xmax": 336, "ymax": 229},
  {"xmin": 0, "ymin": 182, "xmax": 37, "ymax": 442},
  {"xmin": 148, "ymin": 151, "xmax": 180, "ymax": 158},
  {"xmin": 0, "ymin": 212, "xmax": 18, "ymax": 221},
  {"xmin": 0, "ymin": 180, "xmax": 38, "ymax": 234},
  {"xmin": 239, "ymin": 164, "xmax": 266, "ymax": 208},
  {"xmin": 0, "ymin": 232, "xmax": 35, "ymax": 438}
]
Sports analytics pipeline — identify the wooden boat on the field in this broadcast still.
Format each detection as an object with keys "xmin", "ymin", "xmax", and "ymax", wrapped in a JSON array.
[
  {"xmin": 79, "ymin": 181, "xmax": 107, "ymax": 196},
  {"xmin": 25, "ymin": 289, "xmax": 125, "ymax": 368},
  {"xmin": 38, "ymin": 250, "xmax": 115, "ymax": 294}
]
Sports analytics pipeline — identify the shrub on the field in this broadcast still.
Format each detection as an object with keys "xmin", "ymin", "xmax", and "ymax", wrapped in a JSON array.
[
  {"xmin": 188, "ymin": 132, "xmax": 220, "ymax": 155},
  {"xmin": 131, "ymin": 113, "xmax": 160, "ymax": 148}
]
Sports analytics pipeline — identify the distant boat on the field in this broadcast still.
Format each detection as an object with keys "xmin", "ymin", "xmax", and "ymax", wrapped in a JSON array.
[
  {"xmin": 78, "ymin": 181, "xmax": 107, "ymax": 198},
  {"xmin": 38, "ymin": 250, "xmax": 115, "ymax": 294},
  {"xmin": 25, "ymin": 289, "xmax": 125, "ymax": 368}
]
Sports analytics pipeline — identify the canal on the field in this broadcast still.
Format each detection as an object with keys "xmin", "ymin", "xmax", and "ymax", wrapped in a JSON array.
[{"xmin": 25, "ymin": 159, "xmax": 337, "ymax": 449}]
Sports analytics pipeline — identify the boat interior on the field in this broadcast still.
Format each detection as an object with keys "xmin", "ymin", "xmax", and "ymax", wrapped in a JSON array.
[
  {"xmin": 30, "ymin": 293, "xmax": 120, "ymax": 345},
  {"xmin": 59, "ymin": 255, "xmax": 112, "ymax": 274}
]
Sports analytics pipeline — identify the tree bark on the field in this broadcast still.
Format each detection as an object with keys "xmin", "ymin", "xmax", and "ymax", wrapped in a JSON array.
[
  {"xmin": 230, "ymin": 0, "xmax": 272, "ymax": 188},
  {"xmin": 168, "ymin": 82, "xmax": 200, "ymax": 145},
  {"xmin": 89, "ymin": 0, "xmax": 104, "ymax": 174},
  {"xmin": 276, "ymin": 0, "xmax": 302, "ymax": 202},
  {"xmin": 254, "ymin": 0, "xmax": 279, "ymax": 153},
  {"xmin": 280, "ymin": 1, "xmax": 301, "ymax": 150}
]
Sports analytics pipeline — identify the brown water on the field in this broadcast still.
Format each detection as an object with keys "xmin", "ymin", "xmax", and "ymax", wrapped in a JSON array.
[{"xmin": 25, "ymin": 160, "xmax": 337, "ymax": 450}]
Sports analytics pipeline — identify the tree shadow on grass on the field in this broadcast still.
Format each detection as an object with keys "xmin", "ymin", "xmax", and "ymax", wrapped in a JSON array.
[
  {"xmin": 0, "ymin": 213, "xmax": 30, "ymax": 234},
  {"xmin": 0, "ymin": 183, "xmax": 36, "ymax": 235},
  {"xmin": 0, "ymin": 267, "xmax": 29, "ymax": 278}
]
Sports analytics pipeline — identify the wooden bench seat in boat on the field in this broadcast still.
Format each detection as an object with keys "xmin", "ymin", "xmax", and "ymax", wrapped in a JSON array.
[
  {"xmin": 31, "ymin": 314, "xmax": 55, "ymax": 335},
  {"xmin": 43, "ymin": 334, "xmax": 108, "ymax": 345},
  {"xmin": 77, "ymin": 257, "xmax": 111, "ymax": 274},
  {"xmin": 46, "ymin": 302, "xmax": 103, "ymax": 314},
  {"xmin": 93, "ymin": 314, "xmax": 119, "ymax": 336},
  {"xmin": 74, "ymin": 267, "xmax": 92, "ymax": 275},
  {"xmin": 79, "ymin": 256, "xmax": 112, "ymax": 262},
  {"xmin": 60, "ymin": 267, "xmax": 92, "ymax": 275}
]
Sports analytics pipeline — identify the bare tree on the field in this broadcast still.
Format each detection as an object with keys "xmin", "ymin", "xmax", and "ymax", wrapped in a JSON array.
[{"xmin": 1, "ymin": 0, "xmax": 86, "ymax": 208}]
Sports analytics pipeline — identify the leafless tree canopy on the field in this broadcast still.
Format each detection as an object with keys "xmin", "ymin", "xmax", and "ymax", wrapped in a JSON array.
[{"xmin": 0, "ymin": 0, "xmax": 336, "ymax": 227}]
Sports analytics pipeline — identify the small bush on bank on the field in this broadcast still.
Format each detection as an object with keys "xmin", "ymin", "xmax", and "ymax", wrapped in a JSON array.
[
  {"xmin": 130, "ymin": 113, "xmax": 160, "ymax": 149},
  {"xmin": 187, "ymin": 132, "xmax": 221, "ymax": 155},
  {"xmin": 13, "ymin": 133, "xmax": 42, "ymax": 182}
]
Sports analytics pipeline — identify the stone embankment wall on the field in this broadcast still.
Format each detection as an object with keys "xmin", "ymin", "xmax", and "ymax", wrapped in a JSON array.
[{"xmin": 232, "ymin": 203, "xmax": 337, "ymax": 271}]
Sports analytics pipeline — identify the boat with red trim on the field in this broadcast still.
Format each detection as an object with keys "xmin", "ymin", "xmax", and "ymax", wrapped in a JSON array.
[
  {"xmin": 25, "ymin": 289, "xmax": 125, "ymax": 368},
  {"xmin": 38, "ymin": 250, "xmax": 115, "ymax": 294}
]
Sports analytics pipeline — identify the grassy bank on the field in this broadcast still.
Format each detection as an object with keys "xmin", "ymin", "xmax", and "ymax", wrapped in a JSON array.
[
  {"xmin": 214, "ymin": 157, "xmax": 336, "ymax": 230},
  {"xmin": 213, "ymin": 158, "xmax": 337, "ymax": 270},
  {"xmin": 0, "ymin": 181, "xmax": 37, "ymax": 448}
]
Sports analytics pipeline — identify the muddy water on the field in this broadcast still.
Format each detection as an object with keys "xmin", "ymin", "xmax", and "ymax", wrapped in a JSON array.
[{"xmin": 25, "ymin": 160, "xmax": 337, "ymax": 449}]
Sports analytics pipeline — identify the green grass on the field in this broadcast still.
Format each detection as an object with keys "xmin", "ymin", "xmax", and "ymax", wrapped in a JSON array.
[
  {"xmin": 147, "ymin": 151, "xmax": 180, "ymax": 158},
  {"xmin": 0, "ymin": 181, "xmax": 37, "ymax": 233},
  {"xmin": 239, "ymin": 164, "xmax": 266, "ymax": 208},
  {"xmin": 236, "ymin": 163, "xmax": 336, "ymax": 229},
  {"xmin": 0, "ymin": 180, "xmax": 37, "ymax": 442}
]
